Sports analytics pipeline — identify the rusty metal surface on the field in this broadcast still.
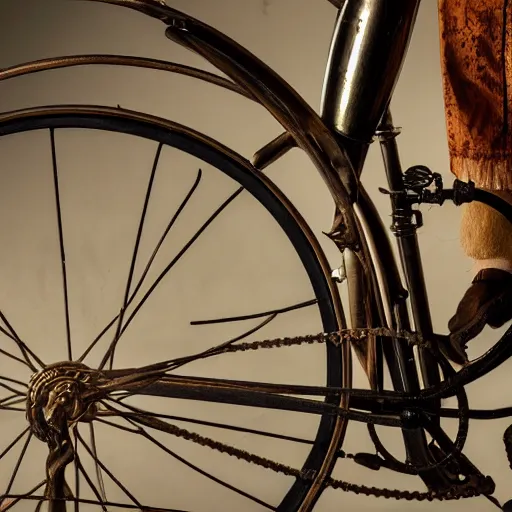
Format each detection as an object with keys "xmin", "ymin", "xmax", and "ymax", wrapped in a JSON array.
[{"xmin": 0, "ymin": 55, "xmax": 255, "ymax": 100}]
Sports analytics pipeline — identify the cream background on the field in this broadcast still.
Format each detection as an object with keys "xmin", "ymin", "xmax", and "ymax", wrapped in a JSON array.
[{"xmin": 0, "ymin": 0, "xmax": 510, "ymax": 510}]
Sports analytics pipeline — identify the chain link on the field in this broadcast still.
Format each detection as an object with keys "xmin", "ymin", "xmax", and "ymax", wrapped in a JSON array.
[
  {"xmin": 220, "ymin": 327, "xmax": 431, "ymax": 354},
  {"xmin": 155, "ymin": 410, "xmax": 490, "ymax": 501},
  {"xmin": 156, "ymin": 327, "xmax": 491, "ymax": 502}
]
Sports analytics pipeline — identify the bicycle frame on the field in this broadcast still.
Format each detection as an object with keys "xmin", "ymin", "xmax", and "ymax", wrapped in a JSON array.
[{"xmin": 6, "ymin": 0, "xmax": 512, "ymax": 505}]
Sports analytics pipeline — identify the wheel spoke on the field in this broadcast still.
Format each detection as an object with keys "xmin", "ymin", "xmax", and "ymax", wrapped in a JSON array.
[
  {"xmin": 0, "ymin": 395, "xmax": 25, "ymax": 407},
  {"xmin": 108, "ymin": 143, "xmax": 164, "ymax": 370},
  {"xmin": 88, "ymin": 423, "xmax": 107, "ymax": 503},
  {"xmin": 190, "ymin": 298, "xmax": 317, "ymax": 325},
  {"xmin": 82, "ymin": 167, "xmax": 201, "ymax": 367},
  {"xmin": 0, "ymin": 311, "xmax": 43, "ymax": 370},
  {"xmin": 4, "ymin": 432, "xmax": 33, "ymax": 497},
  {"xmin": 0, "ymin": 480, "xmax": 46, "ymax": 512},
  {"xmin": 170, "ymin": 313, "xmax": 277, "ymax": 373},
  {"xmin": 0, "ymin": 406, "xmax": 25, "ymax": 412},
  {"xmin": 76, "ymin": 314, "xmax": 119, "ymax": 364},
  {"xmin": 72, "ymin": 445, "xmax": 108, "ymax": 512},
  {"xmin": 0, "ymin": 381, "xmax": 25, "ymax": 397},
  {"xmin": 102, "ymin": 414, "xmax": 276, "ymax": 510},
  {"xmin": 101, "ymin": 311, "xmax": 294, "ymax": 403},
  {"xmin": 49, "ymin": 128, "xmax": 72, "ymax": 361},
  {"xmin": 0, "ymin": 376, "xmax": 28, "ymax": 389},
  {"xmin": 137, "ymin": 427, "xmax": 277, "ymax": 510},
  {"xmin": 126, "ymin": 168, "xmax": 202, "ymax": 308},
  {"xmin": 0, "ymin": 347, "xmax": 34, "ymax": 370},
  {"xmin": 112, "ymin": 299, "xmax": 316, "ymax": 375},
  {"xmin": 80, "ymin": 297, "xmax": 317, "ymax": 378},
  {"xmin": 101, "ymin": 400, "xmax": 310, "ymax": 494},
  {"xmin": 76, "ymin": 430, "xmax": 142, "ymax": 508},
  {"xmin": 105, "ymin": 397, "xmax": 314, "ymax": 445},
  {"xmin": 0, "ymin": 427, "xmax": 30, "ymax": 463},
  {"xmin": 98, "ymin": 185, "xmax": 244, "ymax": 370}
]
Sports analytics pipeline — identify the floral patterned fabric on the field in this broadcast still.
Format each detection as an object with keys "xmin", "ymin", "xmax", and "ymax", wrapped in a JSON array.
[{"xmin": 439, "ymin": 0, "xmax": 512, "ymax": 189}]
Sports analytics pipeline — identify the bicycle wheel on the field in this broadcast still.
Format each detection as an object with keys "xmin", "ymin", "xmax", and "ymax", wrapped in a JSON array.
[{"xmin": 0, "ymin": 105, "xmax": 350, "ymax": 512}]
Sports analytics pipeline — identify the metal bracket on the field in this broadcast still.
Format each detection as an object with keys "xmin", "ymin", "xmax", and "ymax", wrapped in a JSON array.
[
  {"xmin": 379, "ymin": 165, "xmax": 445, "ymax": 207},
  {"xmin": 331, "ymin": 255, "xmax": 347, "ymax": 283}
]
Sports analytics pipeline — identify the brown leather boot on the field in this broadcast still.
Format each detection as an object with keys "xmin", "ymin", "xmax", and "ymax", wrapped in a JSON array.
[{"xmin": 443, "ymin": 269, "xmax": 512, "ymax": 363}]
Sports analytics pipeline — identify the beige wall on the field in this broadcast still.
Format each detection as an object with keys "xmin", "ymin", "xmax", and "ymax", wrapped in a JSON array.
[{"xmin": 0, "ymin": 1, "xmax": 510, "ymax": 511}]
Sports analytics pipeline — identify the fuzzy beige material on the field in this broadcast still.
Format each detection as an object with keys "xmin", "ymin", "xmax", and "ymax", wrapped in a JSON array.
[
  {"xmin": 438, "ymin": 0, "xmax": 512, "ymax": 263},
  {"xmin": 460, "ymin": 190, "xmax": 512, "ymax": 261},
  {"xmin": 451, "ymin": 157, "xmax": 512, "ymax": 191}
]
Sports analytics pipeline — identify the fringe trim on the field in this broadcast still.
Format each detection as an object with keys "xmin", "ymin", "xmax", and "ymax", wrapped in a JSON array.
[{"xmin": 450, "ymin": 155, "xmax": 512, "ymax": 190}]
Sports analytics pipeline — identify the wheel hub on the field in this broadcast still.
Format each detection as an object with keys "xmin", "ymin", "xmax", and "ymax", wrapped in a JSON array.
[{"xmin": 26, "ymin": 361, "xmax": 99, "ymax": 442}]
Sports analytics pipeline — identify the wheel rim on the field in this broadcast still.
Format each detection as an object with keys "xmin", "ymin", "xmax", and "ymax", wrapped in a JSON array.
[{"xmin": 0, "ymin": 106, "xmax": 350, "ymax": 512}]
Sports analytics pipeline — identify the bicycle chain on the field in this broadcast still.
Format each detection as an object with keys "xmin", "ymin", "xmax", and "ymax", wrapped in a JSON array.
[
  {"xmin": 218, "ymin": 327, "xmax": 430, "ymax": 353},
  {"xmin": 157, "ymin": 327, "xmax": 491, "ymax": 502},
  {"xmin": 149, "ymin": 407, "xmax": 489, "ymax": 502}
]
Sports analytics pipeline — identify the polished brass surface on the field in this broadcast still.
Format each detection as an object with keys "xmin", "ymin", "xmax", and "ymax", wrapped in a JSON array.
[
  {"xmin": 320, "ymin": 0, "xmax": 421, "ymax": 143},
  {"xmin": 27, "ymin": 362, "xmax": 98, "ymax": 443},
  {"xmin": 26, "ymin": 362, "xmax": 98, "ymax": 507}
]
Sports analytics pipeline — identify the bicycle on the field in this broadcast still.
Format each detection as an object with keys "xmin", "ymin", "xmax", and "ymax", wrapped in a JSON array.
[{"xmin": 1, "ymin": 0, "xmax": 512, "ymax": 510}]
